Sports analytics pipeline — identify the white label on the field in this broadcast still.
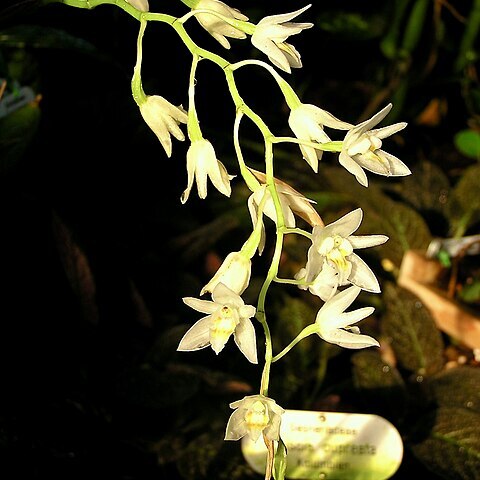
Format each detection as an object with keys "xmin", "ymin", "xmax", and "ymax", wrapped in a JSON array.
[{"xmin": 242, "ymin": 409, "xmax": 403, "ymax": 479}]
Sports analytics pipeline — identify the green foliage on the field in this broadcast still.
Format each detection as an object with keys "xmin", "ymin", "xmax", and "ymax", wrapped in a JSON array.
[
  {"xmin": 273, "ymin": 437, "xmax": 287, "ymax": 480},
  {"xmin": 446, "ymin": 163, "xmax": 480, "ymax": 237},
  {"xmin": 316, "ymin": 11, "xmax": 386, "ymax": 40},
  {"xmin": 411, "ymin": 407, "xmax": 480, "ymax": 480},
  {"xmin": 351, "ymin": 350, "xmax": 407, "ymax": 422},
  {"xmin": 429, "ymin": 366, "xmax": 480, "ymax": 413},
  {"xmin": 454, "ymin": 129, "xmax": 480, "ymax": 160},
  {"xmin": 382, "ymin": 282, "xmax": 445, "ymax": 375},
  {"xmin": 0, "ymin": 100, "xmax": 40, "ymax": 171}
]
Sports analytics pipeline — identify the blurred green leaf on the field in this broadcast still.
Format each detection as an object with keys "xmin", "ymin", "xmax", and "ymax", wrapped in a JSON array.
[
  {"xmin": 382, "ymin": 283, "xmax": 445, "ymax": 375},
  {"xmin": 400, "ymin": 0, "xmax": 430, "ymax": 55},
  {"xmin": 273, "ymin": 295, "xmax": 318, "ymax": 401},
  {"xmin": 454, "ymin": 129, "xmax": 480, "ymax": 159},
  {"xmin": 447, "ymin": 163, "xmax": 480, "ymax": 237},
  {"xmin": 411, "ymin": 407, "xmax": 480, "ymax": 479},
  {"xmin": 429, "ymin": 366, "xmax": 480, "ymax": 413},
  {"xmin": 458, "ymin": 279, "xmax": 480, "ymax": 304},
  {"xmin": 395, "ymin": 160, "xmax": 450, "ymax": 215},
  {"xmin": 273, "ymin": 437, "xmax": 287, "ymax": 480},
  {"xmin": 380, "ymin": 0, "xmax": 413, "ymax": 59},
  {"xmin": 351, "ymin": 349, "xmax": 407, "ymax": 422},
  {"xmin": 275, "ymin": 296, "xmax": 316, "ymax": 359},
  {"xmin": 0, "ymin": 24, "xmax": 97, "ymax": 52},
  {"xmin": 0, "ymin": 99, "xmax": 40, "ymax": 171},
  {"xmin": 316, "ymin": 11, "xmax": 386, "ymax": 40}
]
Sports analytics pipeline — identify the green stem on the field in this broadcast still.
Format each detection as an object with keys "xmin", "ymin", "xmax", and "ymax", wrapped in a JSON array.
[
  {"xmin": 55, "ymin": 0, "xmax": 143, "ymax": 20},
  {"xmin": 233, "ymin": 111, "xmax": 261, "ymax": 192},
  {"xmin": 187, "ymin": 54, "xmax": 203, "ymax": 141},
  {"xmin": 131, "ymin": 17, "xmax": 147, "ymax": 105},
  {"xmin": 230, "ymin": 59, "xmax": 301, "ymax": 109},
  {"xmin": 272, "ymin": 324, "xmax": 318, "ymax": 363},
  {"xmin": 281, "ymin": 227, "xmax": 312, "ymax": 240}
]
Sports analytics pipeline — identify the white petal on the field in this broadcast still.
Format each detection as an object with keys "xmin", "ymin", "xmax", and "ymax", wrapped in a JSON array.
[
  {"xmin": 263, "ymin": 410, "xmax": 281, "ymax": 441},
  {"xmin": 348, "ymin": 253, "xmax": 381, "ymax": 292},
  {"xmin": 316, "ymin": 285, "xmax": 361, "ymax": 318},
  {"xmin": 252, "ymin": 35, "xmax": 291, "ymax": 72},
  {"xmin": 181, "ymin": 143, "xmax": 197, "ymax": 204},
  {"xmin": 183, "ymin": 297, "xmax": 218, "ymax": 314},
  {"xmin": 317, "ymin": 285, "xmax": 361, "ymax": 320},
  {"xmin": 319, "ymin": 327, "xmax": 379, "ymax": 349},
  {"xmin": 304, "ymin": 104, "xmax": 353, "ymax": 130},
  {"xmin": 239, "ymin": 304, "xmax": 256, "ymax": 319},
  {"xmin": 234, "ymin": 319, "xmax": 258, "ymax": 364},
  {"xmin": 324, "ymin": 208, "xmax": 363, "ymax": 238},
  {"xmin": 337, "ymin": 307, "xmax": 375, "ymax": 328},
  {"xmin": 257, "ymin": 4, "xmax": 312, "ymax": 26},
  {"xmin": 208, "ymin": 159, "xmax": 232, "ymax": 197},
  {"xmin": 339, "ymin": 151, "xmax": 369, "ymax": 187},
  {"xmin": 224, "ymin": 408, "xmax": 248, "ymax": 441},
  {"xmin": 356, "ymin": 104, "xmax": 393, "ymax": 135},
  {"xmin": 370, "ymin": 122, "xmax": 407, "ymax": 139},
  {"xmin": 177, "ymin": 316, "xmax": 213, "ymax": 351},
  {"xmin": 349, "ymin": 235, "xmax": 389, "ymax": 249},
  {"xmin": 376, "ymin": 150, "xmax": 411, "ymax": 176},
  {"xmin": 211, "ymin": 282, "xmax": 243, "ymax": 307}
]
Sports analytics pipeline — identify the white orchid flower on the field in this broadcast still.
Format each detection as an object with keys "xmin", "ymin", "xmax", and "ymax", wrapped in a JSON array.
[
  {"xmin": 299, "ymin": 208, "xmax": 388, "ymax": 299},
  {"xmin": 139, "ymin": 95, "xmax": 188, "ymax": 158},
  {"xmin": 126, "ymin": 0, "xmax": 149, "ymax": 12},
  {"xmin": 251, "ymin": 5, "xmax": 313, "ymax": 73},
  {"xmin": 225, "ymin": 395, "xmax": 284, "ymax": 442},
  {"xmin": 248, "ymin": 169, "xmax": 323, "ymax": 255},
  {"xmin": 315, "ymin": 285, "xmax": 379, "ymax": 349},
  {"xmin": 201, "ymin": 251, "xmax": 251, "ymax": 295},
  {"xmin": 178, "ymin": 283, "xmax": 257, "ymax": 363},
  {"xmin": 339, "ymin": 103, "xmax": 410, "ymax": 186},
  {"xmin": 288, "ymin": 103, "xmax": 352, "ymax": 172},
  {"xmin": 296, "ymin": 262, "xmax": 339, "ymax": 301},
  {"xmin": 181, "ymin": 139, "xmax": 234, "ymax": 203},
  {"xmin": 193, "ymin": 0, "xmax": 249, "ymax": 49}
]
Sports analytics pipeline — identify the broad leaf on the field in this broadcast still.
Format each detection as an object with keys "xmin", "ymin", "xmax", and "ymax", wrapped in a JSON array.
[
  {"xmin": 411, "ymin": 407, "xmax": 480, "ymax": 480},
  {"xmin": 447, "ymin": 164, "xmax": 480, "ymax": 237},
  {"xmin": 429, "ymin": 366, "xmax": 480, "ymax": 413},
  {"xmin": 382, "ymin": 283, "xmax": 444, "ymax": 375},
  {"xmin": 273, "ymin": 436, "xmax": 288, "ymax": 480},
  {"xmin": 351, "ymin": 349, "xmax": 407, "ymax": 421},
  {"xmin": 454, "ymin": 129, "xmax": 480, "ymax": 159}
]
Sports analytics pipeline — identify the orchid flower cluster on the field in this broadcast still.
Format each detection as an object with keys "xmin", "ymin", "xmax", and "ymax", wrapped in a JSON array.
[{"xmin": 59, "ymin": 0, "xmax": 411, "ymax": 477}]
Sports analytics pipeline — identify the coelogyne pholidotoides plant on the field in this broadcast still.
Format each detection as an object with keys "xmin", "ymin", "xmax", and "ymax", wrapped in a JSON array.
[{"xmin": 50, "ymin": 0, "xmax": 411, "ymax": 477}]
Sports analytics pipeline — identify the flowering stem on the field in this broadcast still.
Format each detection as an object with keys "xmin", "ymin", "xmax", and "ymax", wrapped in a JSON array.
[
  {"xmin": 54, "ymin": 0, "xmax": 141, "ymax": 19},
  {"xmin": 281, "ymin": 227, "xmax": 312, "ymax": 240},
  {"xmin": 187, "ymin": 54, "xmax": 203, "ymax": 141},
  {"xmin": 230, "ymin": 59, "xmax": 300, "ymax": 108},
  {"xmin": 233, "ymin": 111, "xmax": 262, "ymax": 192},
  {"xmin": 272, "ymin": 324, "xmax": 318, "ymax": 363},
  {"xmin": 131, "ymin": 17, "xmax": 147, "ymax": 105}
]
